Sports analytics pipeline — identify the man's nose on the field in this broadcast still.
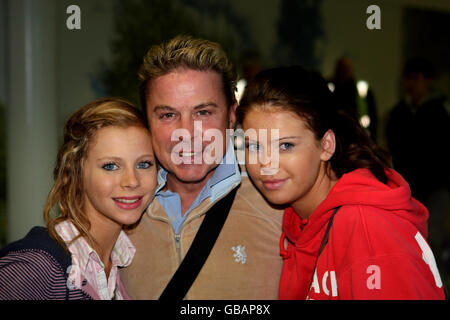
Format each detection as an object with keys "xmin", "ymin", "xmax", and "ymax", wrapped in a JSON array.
[{"xmin": 178, "ymin": 118, "xmax": 202, "ymax": 142}]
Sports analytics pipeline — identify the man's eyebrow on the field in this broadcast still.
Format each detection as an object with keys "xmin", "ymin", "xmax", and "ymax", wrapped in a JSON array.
[
  {"xmin": 193, "ymin": 102, "xmax": 218, "ymax": 109},
  {"xmin": 152, "ymin": 103, "xmax": 218, "ymax": 113},
  {"xmin": 153, "ymin": 105, "xmax": 175, "ymax": 113}
]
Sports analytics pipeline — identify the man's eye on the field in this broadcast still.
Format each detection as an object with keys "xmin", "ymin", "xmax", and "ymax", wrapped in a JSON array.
[
  {"xmin": 196, "ymin": 110, "xmax": 211, "ymax": 116},
  {"xmin": 160, "ymin": 113, "xmax": 175, "ymax": 119},
  {"xmin": 137, "ymin": 161, "xmax": 154, "ymax": 169},
  {"xmin": 246, "ymin": 143, "xmax": 260, "ymax": 152},
  {"xmin": 102, "ymin": 163, "xmax": 118, "ymax": 171}
]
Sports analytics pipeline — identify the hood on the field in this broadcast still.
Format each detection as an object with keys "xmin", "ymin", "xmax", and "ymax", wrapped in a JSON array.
[{"xmin": 282, "ymin": 168, "xmax": 429, "ymax": 245}]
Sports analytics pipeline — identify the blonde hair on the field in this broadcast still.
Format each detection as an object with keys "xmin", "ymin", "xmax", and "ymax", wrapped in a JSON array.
[
  {"xmin": 44, "ymin": 97, "xmax": 148, "ymax": 250},
  {"xmin": 138, "ymin": 35, "xmax": 237, "ymax": 118}
]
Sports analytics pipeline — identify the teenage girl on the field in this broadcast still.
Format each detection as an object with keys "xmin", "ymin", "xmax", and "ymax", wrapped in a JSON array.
[
  {"xmin": 0, "ymin": 98, "xmax": 157, "ymax": 300},
  {"xmin": 237, "ymin": 66, "xmax": 445, "ymax": 299}
]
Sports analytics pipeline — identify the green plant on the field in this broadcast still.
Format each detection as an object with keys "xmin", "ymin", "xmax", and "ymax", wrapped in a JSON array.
[
  {"xmin": 97, "ymin": 0, "xmax": 253, "ymax": 107},
  {"xmin": 275, "ymin": 0, "xmax": 324, "ymax": 70}
]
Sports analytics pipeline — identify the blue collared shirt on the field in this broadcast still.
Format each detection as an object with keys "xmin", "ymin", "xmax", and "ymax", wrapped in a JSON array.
[{"xmin": 153, "ymin": 141, "xmax": 241, "ymax": 234}]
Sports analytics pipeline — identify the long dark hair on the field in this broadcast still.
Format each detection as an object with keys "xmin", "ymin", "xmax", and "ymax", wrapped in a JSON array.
[{"xmin": 237, "ymin": 66, "xmax": 392, "ymax": 183}]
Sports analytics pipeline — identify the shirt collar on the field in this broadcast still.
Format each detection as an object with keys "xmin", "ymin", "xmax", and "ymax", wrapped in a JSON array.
[{"xmin": 55, "ymin": 220, "xmax": 136, "ymax": 274}]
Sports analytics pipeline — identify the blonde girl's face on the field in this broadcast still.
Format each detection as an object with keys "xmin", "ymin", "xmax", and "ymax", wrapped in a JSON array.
[
  {"xmin": 242, "ymin": 106, "xmax": 336, "ymax": 216},
  {"xmin": 82, "ymin": 126, "xmax": 157, "ymax": 230}
]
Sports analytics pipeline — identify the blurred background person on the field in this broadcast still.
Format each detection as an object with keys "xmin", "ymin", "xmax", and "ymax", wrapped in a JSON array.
[
  {"xmin": 235, "ymin": 50, "xmax": 263, "ymax": 104},
  {"xmin": 386, "ymin": 57, "xmax": 450, "ymax": 279},
  {"xmin": 328, "ymin": 57, "xmax": 379, "ymax": 142}
]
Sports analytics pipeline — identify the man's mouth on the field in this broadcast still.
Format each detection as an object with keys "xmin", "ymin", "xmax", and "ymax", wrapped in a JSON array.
[{"xmin": 179, "ymin": 152, "xmax": 200, "ymax": 157}]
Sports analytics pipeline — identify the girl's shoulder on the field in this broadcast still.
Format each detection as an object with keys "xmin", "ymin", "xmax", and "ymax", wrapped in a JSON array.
[
  {"xmin": 0, "ymin": 227, "xmax": 72, "ymax": 274},
  {"xmin": 0, "ymin": 227, "xmax": 76, "ymax": 300},
  {"xmin": 0, "ymin": 248, "xmax": 72, "ymax": 300},
  {"xmin": 332, "ymin": 204, "xmax": 417, "ymax": 234},
  {"xmin": 329, "ymin": 204, "xmax": 425, "ymax": 258}
]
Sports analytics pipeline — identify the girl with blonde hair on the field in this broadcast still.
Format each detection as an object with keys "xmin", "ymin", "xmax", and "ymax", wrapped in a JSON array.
[{"xmin": 0, "ymin": 98, "xmax": 157, "ymax": 300}]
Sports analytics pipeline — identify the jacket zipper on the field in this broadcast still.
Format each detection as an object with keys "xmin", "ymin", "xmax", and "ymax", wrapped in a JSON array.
[
  {"xmin": 174, "ymin": 213, "xmax": 205, "ymax": 266},
  {"xmin": 172, "ymin": 183, "xmax": 240, "ymax": 266},
  {"xmin": 174, "ymin": 233, "xmax": 182, "ymax": 263}
]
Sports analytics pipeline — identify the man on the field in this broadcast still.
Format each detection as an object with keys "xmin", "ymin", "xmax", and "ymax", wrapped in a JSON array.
[
  {"xmin": 386, "ymin": 57, "xmax": 450, "ymax": 275},
  {"xmin": 386, "ymin": 57, "xmax": 450, "ymax": 202},
  {"xmin": 121, "ymin": 35, "xmax": 284, "ymax": 299},
  {"xmin": 330, "ymin": 57, "xmax": 378, "ymax": 142}
]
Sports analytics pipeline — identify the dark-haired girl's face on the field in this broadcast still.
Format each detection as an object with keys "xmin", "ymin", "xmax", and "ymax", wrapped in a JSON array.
[{"xmin": 243, "ymin": 106, "xmax": 337, "ymax": 218}]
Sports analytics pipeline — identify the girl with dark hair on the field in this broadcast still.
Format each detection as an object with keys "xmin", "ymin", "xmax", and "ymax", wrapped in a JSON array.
[{"xmin": 237, "ymin": 66, "xmax": 445, "ymax": 299}]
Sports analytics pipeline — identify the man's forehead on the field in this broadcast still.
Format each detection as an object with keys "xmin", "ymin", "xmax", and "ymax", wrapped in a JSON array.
[
  {"xmin": 145, "ymin": 70, "xmax": 228, "ymax": 112},
  {"xmin": 149, "ymin": 68, "xmax": 222, "ymax": 87}
]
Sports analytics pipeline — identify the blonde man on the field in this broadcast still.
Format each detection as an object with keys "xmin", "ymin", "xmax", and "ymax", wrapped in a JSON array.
[{"xmin": 121, "ymin": 35, "xmax": 284, "ymax": 299}]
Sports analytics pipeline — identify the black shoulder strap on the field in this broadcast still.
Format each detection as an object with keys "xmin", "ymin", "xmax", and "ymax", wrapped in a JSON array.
[
  {"xmin": 309, "ymin": 206, "xmax": 341, "ymax": 290},
  {"xmin": 317, "ymin": 206, "xmax": 341, "ymax": 258},
  {"xmin": 159, "ymin": 186, "xmax": 238, "ymax": 300}
]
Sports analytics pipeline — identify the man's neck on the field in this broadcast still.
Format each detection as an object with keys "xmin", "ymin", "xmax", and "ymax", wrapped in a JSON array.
[{"xmin": 165, "ymin": 170, "xmax": 215, "ymax": 216}]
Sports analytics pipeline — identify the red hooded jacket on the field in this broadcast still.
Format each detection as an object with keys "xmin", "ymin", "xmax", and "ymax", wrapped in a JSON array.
[{"xmin": 279, "ymin": 168, "xmax": 445, "ymax": 300}]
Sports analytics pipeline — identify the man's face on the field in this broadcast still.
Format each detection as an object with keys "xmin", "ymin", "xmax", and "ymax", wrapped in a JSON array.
[
  {"xmin": 404, "ymin": 72, "xmax": 431, "ymax": 104},
  {"xmin": 146, "ymin": 68, "xmax": 236, "ymax": 185}
]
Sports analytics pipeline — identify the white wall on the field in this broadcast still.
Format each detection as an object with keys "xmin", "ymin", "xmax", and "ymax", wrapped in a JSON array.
[
  {"xmin": 7, "ymin": 0, "xmax": 58, "ymax": 241},
  {"xmin": 56, "ymin": 0, "xmax": 115, "ymax": 134},
  {"xmin": 4, "ymin": 0, "xmax": 115, "ymax": 241},
  {"xmin": 0, "ymin": 0, "xmax": 8, "ymax": 105}
]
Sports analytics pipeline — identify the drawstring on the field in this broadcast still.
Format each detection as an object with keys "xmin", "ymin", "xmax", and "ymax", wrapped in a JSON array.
[
  {"xmin": 280, "ymin": 218, "xmax": 308, "ymax": 260},
  {"xmin": 280, "ymin": 232, "xmax": 291, "ymax": 259},
  {"xmin": 299, "ymin": 218, "xmax": 309, "ymax": 231}
]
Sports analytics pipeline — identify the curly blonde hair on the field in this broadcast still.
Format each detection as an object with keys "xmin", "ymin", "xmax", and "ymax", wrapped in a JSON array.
[
  {"xmin": 44, "ymin": 97, "xmax": 148, "ymax": 250},
  {"xmin": 138, "ymin": 34, "xmax": 237, "ymax": 118}
]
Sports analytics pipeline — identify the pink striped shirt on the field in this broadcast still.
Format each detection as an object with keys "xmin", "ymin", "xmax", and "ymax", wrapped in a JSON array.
[{"xmin": 55, "ymin": 220, "xmax": 135, "ymax": 300}]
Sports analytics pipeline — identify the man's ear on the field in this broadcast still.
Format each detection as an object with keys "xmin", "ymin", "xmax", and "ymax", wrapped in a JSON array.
[
  {"xmin": 320, "ymin": 129, "xmax": 336, "ymax": 161},
  {"xmin": 229, "ymin": 102, "xmax": 238, "ymax": 128}
]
